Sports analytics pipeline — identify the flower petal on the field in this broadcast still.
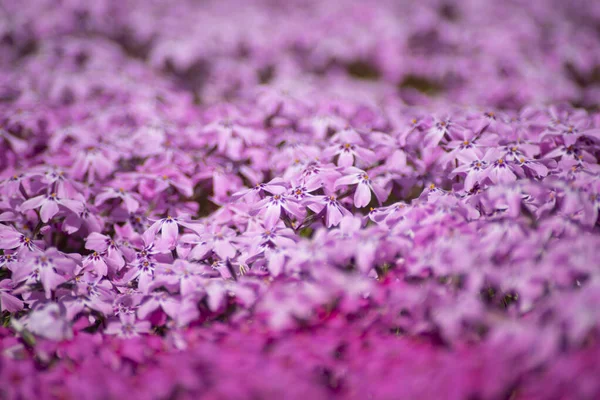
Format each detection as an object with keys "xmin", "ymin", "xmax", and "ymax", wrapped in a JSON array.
[
  {"xmin": 354, "ymin": 182, "xmax": 372, "ymax": 208},
  {"xmin": 40, "ymin": 200, "xmax": 59, "ymax": 223}
]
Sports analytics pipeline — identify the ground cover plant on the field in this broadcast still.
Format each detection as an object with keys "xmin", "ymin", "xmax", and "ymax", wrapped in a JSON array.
[{"xmin": 1, "ymin": 0, "xmax": 600, "ymax": 399}]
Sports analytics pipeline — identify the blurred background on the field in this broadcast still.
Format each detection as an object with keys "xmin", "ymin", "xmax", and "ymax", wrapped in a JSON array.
[{"xmin": 1, "ymin": 0, "xmax": 600, "ymax": 110}]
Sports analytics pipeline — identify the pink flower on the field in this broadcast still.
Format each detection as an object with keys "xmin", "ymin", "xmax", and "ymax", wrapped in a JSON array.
[
  {"xmin": 304, "ymin": 195, "xmax": 352, "ymax": 227},
  {"xmin": 137, "ymin": 290, "xmax": 180, "ymax": 320},
  {"xmin": 512, "ymin": 156, "xmax": 550, "ymax": 178},
  {"xmin": 452, "ymin": 152, "xmax": 489, "ymax": 192},
  {"xmin": 142, "ymin": 215, "xmax": 201, "ymax": 250},
  {"xmin": 95, "ymin": 187, "xmax": 140, "ymax": 214},
  {"xmin": 82, "ymin": 250, "xmax": 109, "ymax": 276},
  {"xmin": 24, "ymin": 302, "xmax": 73, "ymax": 341},
  {"xmin": 121, "ymin": 258, "xmax": 157, "ymax": 294},
  {"xmin": 288, "ymin": 177, "xmax": 322, "ymax": 201},
  {"xmin": 105, "ymin": 313, "xmax": 151, "ymax": 338},
  {"xmin": 254, "ymin": 194, "xmax": 306, "ymax": 229},
  {"xmin": 187, "ymin": 224, "xmax": 238, "ymax": 260},
  {"xmin": 20, "ymin": 192, "xmax": 83, "ymax": 223},
  {"xmin": 423, "ymin": 117, "xmax": 463, "ymax": 148},
  {"xmin": 11, "ymin": 248, "xmax": 79, "ymax": 299},
  {"xmin": 230, "ymin": 177, "xmax": 288, "ymax": 203},
  {"xmin": 0, "ymin": 225, "xmax": 37, "ymax": 252},
  {"xmin": 0, "ymin": 280, "xmax": 23, "ymax": 313},
  {"xmin": 62, "ymin": 274, "xmax": 114, "ymax": 319},
  {"xmin": 481, "ymin": 149, "xmax": 517, "ymax": 184},
  {"xmin": 154, "ymin": 259, "xmax": 205, "ymax": 297},
  {"xmin": 204, "ymin": 117, "xmax": 264, "ymax": 159},
  {"xmin": 1, "ymin": 172, "xmax": 28, "ymax": 197},
  {"xmin": 334, "ymin": 167, "xmax": 388, "ymax": 208},
  {"xmin": 324, "ymin": 128, "xmax": 377, "ymax": 167},
  {"xmin": 71, "ymin": 145, "xmax": 116, "ymax": 182},
  {"xmin": 130, "ymin": 169, "xmax": 194, "ymax": 199},
  {"xmin": 541, "ymin": 107, "xmax": 600, "ymax": 146},
  {"xmin": 85, "ymin": 232, "xmax": 126, "ymax": 272}
]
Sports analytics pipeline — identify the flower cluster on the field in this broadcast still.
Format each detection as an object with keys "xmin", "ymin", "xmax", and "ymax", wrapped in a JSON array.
[
  {"xmin": 3, "ymin": 0, "xmax": 600, "ymax": 109},
  {"xmin": 1, "ymin": 0, "xmax": 600, "ymax": 399}
]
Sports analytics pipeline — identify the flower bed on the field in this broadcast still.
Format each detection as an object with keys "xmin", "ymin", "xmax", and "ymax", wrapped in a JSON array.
[{"xmin": 1, "ymin": 1, "xmax": 600, "ymax": 399}]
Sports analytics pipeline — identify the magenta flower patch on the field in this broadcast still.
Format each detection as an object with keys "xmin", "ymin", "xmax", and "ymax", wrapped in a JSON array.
[{"xmin": 1, "ymin": 0, "xmax": 600, "ymax": 399}]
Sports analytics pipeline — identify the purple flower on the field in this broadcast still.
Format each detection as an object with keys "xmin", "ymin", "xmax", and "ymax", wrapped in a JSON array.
[
  {"xmin": 304, "ymin": 194, "xmax": 352, "ymax": 227},
  {"xmin": 62, "ymin": 274, "xmax": 114, "ymax": 319},
  {"xmin": 24, "ymin": 302, "xmax": 73, "ymax": 341},
  {"xmin": 154, "ymin": 259, "xmax": 204, "ymax": 297},
  {"xmin": 71, "ymin": 145, "xmax": 116, "ymax": 181},
  {"xmin": 254, "ymin": 193, "xmax": 305, "ymax": 229},
  {"xmin": 20, "ymin": 193, "xmax": 83, "ymax": 223},
  {"xmin": 0, "ymin": 225, "xmax": 37, "ymax": 252},
  {"xmin": 0, "ymin": 280, "xmax": 23, "ymax": 313},
  {"xmin": 324, "ymin": 128, "xmax": 378, "ymax": 167},
  {"xmin": 187, "ymin": 224, "xmax": 238, "ymax": 260},
  {"xmin": 481, "ymin": 149, "xmax": 517, "ymax": 184},
  {"xmin": 142, "ymin": 215, "xmax": 201, "ymax": 250},
  {"xmin": 452, "ymin": 152, "xmax": 489, "ymax": 192},
  {"xmin": 230, "ymin": 177, "xmax": 288, "ymax": 203},
  {"xmin": 542, "ymin": 108, "xmax": 600, "ymax": 146},
  {"xmin": 95, "ymin": 187, "xmax": 140, "ymax": 214},
  {"xmin": 11, "ymin": 248, "xmax": 79, "ymax": 299},
  {"xmin": 137, "ymin": 290, "xmax": 180, "ymax": 320},
  {"xmin": 105, "ymin": 313, "xmax": 151, "ymax": 338},
  {"xmin": 424, "ymin": 117, "xmax": 461, "ymax": 147},
  {"xmin": 121, "ymin": 258, "xmax": 157, "ymax": 294},
  {"xmin": 85, "ymin": 232, "xmax": 126, "ymax": 272},
  {"xmin": 334, "ymin": 167, "xmax": 388, "ymax": 208}
]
